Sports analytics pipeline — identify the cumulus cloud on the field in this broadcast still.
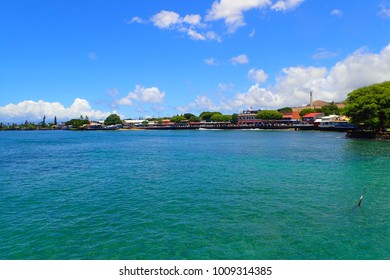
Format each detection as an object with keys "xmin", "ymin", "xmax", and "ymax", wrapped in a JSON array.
[
  {"xmin": 133, "ymin": 1, "xmax": 305, "ymax": 39},
  {"xmin": 271, "ymin": 0, "xmax": 305, "ymax": 11},
  {"xmin": 377, "ymin": 1, "xmax": 390, "ymax": 18},
  {"xmin": 206, "ymin": 0, "xmax": 272, "ymax": 32},
  {"xmin": 117, "ymin": 85, "xmax": 166, "ymax": 106},
  {"xmin": 231, "ymin": 54, "xmax": 249, "ymax": 65},
  {"xmin": 180, "ymin": 43, "xmax": 390, "ymax": 112},
  {"xmin": 148, "ymin": 10, "xmax": 219, "ymax": 41},
  {"xmin": 248, "ymin": 68, "xmax": 268, "ymax": 83},
  {"xmin": 0, "ymin": 98, "xmax": 111, "ymax": 123},
  {"xmin": 151, "ymin": 10, "xmax": 181, "ymax": 29}
]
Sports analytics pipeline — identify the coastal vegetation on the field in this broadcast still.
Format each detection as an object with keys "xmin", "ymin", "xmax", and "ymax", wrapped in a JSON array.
[
  {"xmin": 1, "ymin": 82, "xmax": 389, "ymax": 135},
  {"xmin": 345, "ymin": 81, "xmax": 390, "ymax": 132},
  {"xmin": 255, "ymin": 110, "xmax": 283, "ymax": 120},
  {"xmin": 104, "ymin": 114, "xmax": 122, "ymax": 125}
]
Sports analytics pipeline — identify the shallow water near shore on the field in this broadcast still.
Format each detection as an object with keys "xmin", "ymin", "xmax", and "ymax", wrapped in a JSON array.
[{"xmin": 1, "ymin": 130, "xmax": 389, "ymax": 259}]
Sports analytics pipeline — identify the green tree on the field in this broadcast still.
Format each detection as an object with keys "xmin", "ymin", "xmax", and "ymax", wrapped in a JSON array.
[
  {"xmin": 189, "ymin": 115, "xmax": 200, "ymax": 122},
  {"xmin": 41, "ymin": 115, "xmax": 46, "ymax": 127},
  {"xmin": 255, "ymin": 110, "xmax": 283, "ymax": 120},
  {"xmin": 231, "ymin": 113, "xmax": 238, "ymax": 124},
  {"xmin": 344, "ymin": 81, "xmax": 390, "ymax": 131},
  {"xmin": 210, "ymin": 113, "xmax": 232, "ymax": 122},
  {"xmin": 104, "ymin": 114, "xmax": 122, "ymax": 125},
  {"xmin": 199, "ymin": 111, "xmax": 221, "ymax": 122},
  {"xmin": 183, "ymin": 113, "xmax": 196, "ymax": 120},
  {"xmin": 65, "ymin": 119, "xmax": 89, "ymax": 129},
  {"xmin": 170, "ymin": 115, "xmax": 187, "ymax": 123},
  {"xmin": 321, "ymin": 103, "xmax": 340, "ymax": 116},
  {"xmin": 299, "ymin": 108, "xmax": 316, "ymax": 117},
  {"xmin": 277, "ymin": 107, "xmax": 292, "ymax": 113}
]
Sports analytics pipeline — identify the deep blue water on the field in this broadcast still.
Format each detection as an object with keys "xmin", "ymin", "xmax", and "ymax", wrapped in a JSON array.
[{"xmin": 0, "ymin": 130, "xmax": 389, "ymax": 259}]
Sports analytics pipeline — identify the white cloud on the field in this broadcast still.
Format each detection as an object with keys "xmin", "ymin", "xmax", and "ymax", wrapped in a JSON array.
[
  {"xmin": 117, "ymin": 85, "xmax": 166, "ymax": 106},
  {"xmin": 149, "ymin": 10, "xmax": 218, "ymax": 41},
  {"xmin": 204, "ymin": 57, "xmax": 218, "ymax": 66},
  {"xmin": 205, "ymin": 31, "xmax": 222, "ymax": 42},
  {"xmin": 127, "ymin": 16, "xmax": 147, "ymax": 24},
  {"xmin": 271, "ymin": 0, "xmax": 305, "ymax": 12},
  {"xmin": 181, "ymin": 43, "xmax": 390, "ymax": 112},
  {"xmin": 206, "ymin": 0, "xmax": 272, "ymax": 33},
  {"xmin": 151, "ymin": 10, "xmax": 181, "ymax": 29},
  {"xmin": 0, "ymin": 98, "xmax": 111, "ymax": 123},
  {"xmin": 248, "ymin": 68, "xmax": 268, "ymax": 83},
  {"xmin": 177, "ymin": 95, "xmax": 219, "ymax": 113},
  {"xmin": 330, "ymin": 9, "xmax": 343, "ymax": 17},
  {"xmin": 312, "ymin": 48, "xmax": 339, "ymax": 60},
  {"xmin": 187, "ymin": 29, "xmax": 206, "ymax": 41},
  {"xmin": 378, "ymin": 1, "xmax": 390, "ymax": 18},
  {"xmin": 183, "ymin": 14, "xmax": 202, "ymax": 25},
  {"xmin": 231, "ymin": 54, "xmax": 249, "ymax": 65}
]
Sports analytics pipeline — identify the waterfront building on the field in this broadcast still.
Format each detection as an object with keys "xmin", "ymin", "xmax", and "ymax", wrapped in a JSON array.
[
  {"xmin": 302, "ymin": 113, "xmax": 324, "ymax": 124},
  {"xmin": 237, "ymin": 109, "xmax": 261, "ymax": 126}
]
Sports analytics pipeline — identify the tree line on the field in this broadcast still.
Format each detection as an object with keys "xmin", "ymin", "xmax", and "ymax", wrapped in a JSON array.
[{"xmin": 1, "ymin": 82, "xmax": 389, "ymax": 131}]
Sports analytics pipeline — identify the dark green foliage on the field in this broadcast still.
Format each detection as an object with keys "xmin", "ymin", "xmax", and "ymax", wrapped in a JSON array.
[
  {"xmin": 255, "ymin": 110, "xmax": 283, "ymax": 120},
  {"xmin": 231, "ymin": 113, "xmax": 238, "ymax": 124},
  {"xmin": 104, "ymin": 114, "xmax": 122, "ymax": 125},
  {"xmin": 277, "ymin": 107, "xmax": 292, "ymax": 113},
  {"xmin": 66, "ymin": 119, "xmax": 89, "ymax": 128},
  {"xmin": 189, "ymin": 115, "xmax": 200, "ymax": 122},
  {"xmin": 345, "ymin": 81, "xmax": 390, "ymax": 131},
  {"xmin": 299, "ymin": 108, "xmax": 316, "ymax": 117},
  {"xmin": 199, "ymin": 111, "xmax": 221, "ymax": 122},
  {"xmin": 183, "ymin": 113, "xmax": 196, "ymax": 120},
  {"xmin": 170, "ymin": 115, "xmax": 187, "ymax": 123},
  {"xmin": 321, "ymin": 103, "xmax": 340, "ymax": 116},
  {"xmin": 210, "ymin": 113, "xmax": 232, "ymax": 122}
]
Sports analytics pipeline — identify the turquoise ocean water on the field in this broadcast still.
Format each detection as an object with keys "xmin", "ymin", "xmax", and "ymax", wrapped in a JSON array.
[{"xmin": 0, "ymin": 130, "xmax": 389, "ymax": 260}]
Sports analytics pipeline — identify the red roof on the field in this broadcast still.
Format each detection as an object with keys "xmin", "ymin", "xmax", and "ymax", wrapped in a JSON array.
[
  {"xmin": 292, "ymin": 111, "xmax": 300, "ymax": 120},
  {"xmin": 303, "ymin": 113, "xmax": 322, "ymax": 118}
]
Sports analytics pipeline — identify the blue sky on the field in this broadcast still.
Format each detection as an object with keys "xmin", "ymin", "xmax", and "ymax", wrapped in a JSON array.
[{"xmin": 1, "ymin": 0, "xmax": 390, "ymax": 122}]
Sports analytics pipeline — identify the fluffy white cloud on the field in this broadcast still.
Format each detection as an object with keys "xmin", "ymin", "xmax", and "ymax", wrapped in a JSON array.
[
  {"xmin": 248, "ymin": 68, "xmax": 268, "ymax": 83},
  {"xmin": 181, "ymin": 43, "xmax": 390, "ymax": 112},
  {"xmin": 206, "ymin": 0, "xmax": 272, "ymax": 32},
  {"xmin": 231, "ymin": 54, "xmax": 249, "ymax": 65},
  {"xmin": 117, "ymin": 85, "xmax": 166, "ymax": 106},
  {"xmin": 0, "ymin": 98, "xmax": 112, "ymax": 123},
  {"xmin": 151, "ymin": 10, "xmax": 181, "ymax": 29},
  {"xmin": 271, "ymin": 0, "xmax": 305, "ymax": 11},
  {"xmin": 149, "ymin": 10, "xmax": 215, "ymax": 41},
  {"xmin": 183, "ymin": 14, "xmax": 202, "ymax": 25}
]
